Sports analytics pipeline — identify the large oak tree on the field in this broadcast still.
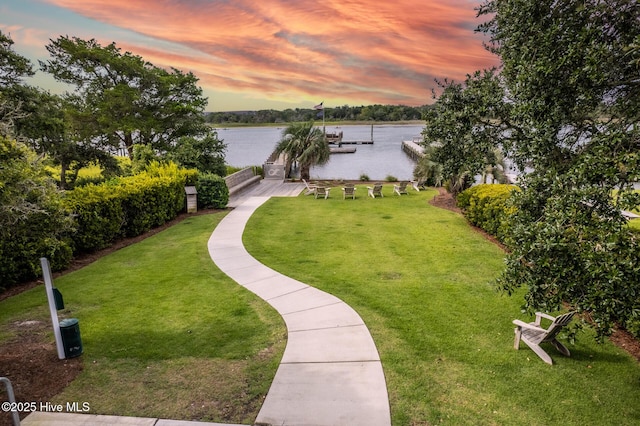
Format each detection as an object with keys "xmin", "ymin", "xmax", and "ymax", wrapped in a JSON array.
[
  {"xmin": 40, "ymin": 36, "xmax": 220, "ymax": 158},
  {"xmin": 429, "ymin": 1, "xmax": 640, "ymax": 337}
]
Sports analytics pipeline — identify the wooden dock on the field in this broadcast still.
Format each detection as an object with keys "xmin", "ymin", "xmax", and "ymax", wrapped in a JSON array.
[
  {"xmin": 401, "ymin": 139, "xmax": 425, "ymax": 160},
  {"xmin": 330, "ymin": 146, "xmax": 357, "ymax": 154},
  {"xmin": 333, "ymin": 140, "xmax": 374, "ymax": 145},
  {"xmin": 227, "ymin": 179, "xmax": 305, "ymax": 207}
]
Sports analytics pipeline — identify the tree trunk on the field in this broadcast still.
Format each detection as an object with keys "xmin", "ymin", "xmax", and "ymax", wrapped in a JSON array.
[
  {"xmin": 300, "ymin": 164, "xmax": 311, "ymax": 181},
  {"xmin": 59, "ymin": 163, "xmax": 68, "ymax": 190},
  {"xmin": 124, "ymin": 132, "xmax": 134, "ymax": 158}
]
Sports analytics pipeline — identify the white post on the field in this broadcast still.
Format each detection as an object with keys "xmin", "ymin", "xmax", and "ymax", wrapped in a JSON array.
[{"xmin": 41, "ymin": 257, "xmax": 65, "ymax": 360}]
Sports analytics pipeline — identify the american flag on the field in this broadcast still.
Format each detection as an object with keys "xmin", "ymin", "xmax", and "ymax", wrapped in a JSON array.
[{"xmin": 313, "ymin": 102, "xmax": 324, "ymax": 110}]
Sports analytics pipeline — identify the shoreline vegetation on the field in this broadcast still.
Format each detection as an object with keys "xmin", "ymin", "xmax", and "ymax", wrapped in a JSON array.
[{"xmin": 208, "ymin": 119, "xmax": 426, "ymax": 128}]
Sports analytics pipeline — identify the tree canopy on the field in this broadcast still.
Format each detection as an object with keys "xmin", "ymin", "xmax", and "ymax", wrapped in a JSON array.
[
  {"xmin": 40, "ymin": 36, "xmax": 217, "ymax": 158},
  {"xmin": 428, "ymin": 0, "xmax": 640, "ymax": 338}
]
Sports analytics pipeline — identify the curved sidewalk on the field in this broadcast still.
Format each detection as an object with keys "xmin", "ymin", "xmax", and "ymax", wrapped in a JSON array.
[{"xmin": 208, "ymin": 196, "xmax": 391, "ymax": 426}]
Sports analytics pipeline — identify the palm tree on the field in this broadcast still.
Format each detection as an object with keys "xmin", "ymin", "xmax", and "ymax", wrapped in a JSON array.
[
  {"xmin": 274, "ymin": 121, "xmax": 330, "ymax": 180},
  {"xmin": 413, "ymin": 144, "xmax": 443, "ymax": 187},
  {"xmin": 481, "ymin": 148, "xmax": 510, "ymax": 184}
]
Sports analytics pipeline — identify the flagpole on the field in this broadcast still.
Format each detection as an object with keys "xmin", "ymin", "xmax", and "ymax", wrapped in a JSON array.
[{"xmin": 314, "ymin": 101, "xmax": 325, "ymax": 137}]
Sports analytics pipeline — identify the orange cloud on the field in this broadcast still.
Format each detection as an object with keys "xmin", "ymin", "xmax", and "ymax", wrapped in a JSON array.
[{"xmin": 42, "ymin": 0, "xmax": 498, "ymax": 109}]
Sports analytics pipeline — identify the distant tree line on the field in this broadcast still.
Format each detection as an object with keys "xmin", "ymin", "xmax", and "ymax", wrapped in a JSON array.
[{"xmin": 206, "ymin": 104, "xmax": 430, "ymax": 124}]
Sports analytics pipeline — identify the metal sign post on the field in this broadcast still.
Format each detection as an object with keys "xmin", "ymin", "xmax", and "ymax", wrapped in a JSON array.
[{"xmin": 40, "ymin": 257, "xmax": 65, "ymax": 360}]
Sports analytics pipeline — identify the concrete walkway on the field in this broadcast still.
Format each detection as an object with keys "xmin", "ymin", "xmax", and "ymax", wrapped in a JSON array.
[
  {"xmin": 21, "ymin": 183, "xmax": 391, "ymax": 426},
  {"xmin": 21, "ymin": 412, "xmax": 244, "ymax": 425},
  {"xmin": 209, "ymin": 196, "xmax": 391, "ymax": 426}
]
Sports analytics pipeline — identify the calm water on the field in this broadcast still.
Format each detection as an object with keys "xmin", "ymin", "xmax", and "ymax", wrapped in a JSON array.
[{"xmin": 219, "ymin": 124, "xmax": 424, "ymax": 180}]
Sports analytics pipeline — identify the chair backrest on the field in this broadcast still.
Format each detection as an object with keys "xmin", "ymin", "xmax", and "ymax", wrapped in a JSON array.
[
  {"xmin": 303, "ymin": 179, "xmax": 312, "ymax": 189},
  {"xmin": 344, "ymin": 186, "xmax": 355, "ymax": 194},
  {"xmin": 317, "ymin": 187, "xmax": 327, "ymax": 194},
  {"xmin": 541, "ymin": 312, "xmax": 575, "ymax": 342},
  {"xmin": 399, "ymin": 181, "xmax": 408, "ymax": 189}
]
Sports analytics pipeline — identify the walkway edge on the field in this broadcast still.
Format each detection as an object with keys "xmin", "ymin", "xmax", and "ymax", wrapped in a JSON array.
[{"xmin": 209, "ymin": 197, "xmax": 391, "ymax": 426}]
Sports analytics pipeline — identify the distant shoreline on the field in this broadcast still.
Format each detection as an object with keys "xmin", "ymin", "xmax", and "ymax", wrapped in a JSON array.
[{"xmin": 209, "ymin": 120, "xmax": 426, "ymax": 129}]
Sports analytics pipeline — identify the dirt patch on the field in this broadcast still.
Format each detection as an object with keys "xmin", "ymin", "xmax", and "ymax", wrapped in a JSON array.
[
  {"xmin": 428, "ymin": 186, "xmax": 461, "ymax": 214},
  {"xmin": 0, "ymin": 321, "xmax": 83, "ymax": 425}
]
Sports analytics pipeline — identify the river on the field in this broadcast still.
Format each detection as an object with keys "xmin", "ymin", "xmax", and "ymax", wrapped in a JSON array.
[{"xmin": 219, "ymin": 124, "xmax": 424, "ymax": 180}]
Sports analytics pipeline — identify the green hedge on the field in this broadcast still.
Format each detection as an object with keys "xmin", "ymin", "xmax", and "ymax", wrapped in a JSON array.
[
  {"xmin": 457, "ymin": 184, "xmax": 518, "ymax": 242},
  {"xmin": 64, "ymin": 163, "xmax": 198, "ymax": 253},
  {"xmin": 196, "ymin": 173, "xmax": 229, "ymax": 209}
]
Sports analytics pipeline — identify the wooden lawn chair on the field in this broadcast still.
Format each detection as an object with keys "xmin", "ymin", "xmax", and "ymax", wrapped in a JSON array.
[
  {"xmin": 302, "ymin": 179, "xmax": 317, "ymax": 195},
  {"xmin": 411, "ymin": 179, "xmax": 426, "ymax": 191},
  {"xmin": 513, "ymin": 311, "xmax": 575, "ymax": 365},
  {"xmin": 342, "ymin": 185, "xmax": 356, "ymax": 199},
  {"xmin": 314, "ymin": 186, "xmax": 330, "ymax": 199},
  {"xmin": 393, "ymin": 181, "xmax": 409, "ymax": 195},
  {"xmin": 367, "ymin": 183, "xmax": 383, "ymax": 198}
]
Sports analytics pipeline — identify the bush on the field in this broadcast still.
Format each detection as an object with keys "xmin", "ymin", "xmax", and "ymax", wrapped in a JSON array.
[
  {"xmin": 0, "ymin": 138, "xmax": 73, "ymax": 288},
  {"xmin": 359, "ymin": 173, "xmax": 370, "ymax": 181},
  {"xmin": 385, "ymin": 175, "xmax": 398, "ymax": 182},
  {"xmin": 457, "ymin": 184, "xmax": 518, "ymax": 242},
  {"xmin": 196, "ymin": 173, "xmax": 229, "ymax": 209},
  {"xmin": 64, "ymin": 162, "xmax": 197, "ymax": 253},
  {"xmin": 63, "ymin": 183, "xmax": 125, "ymax": 252}
]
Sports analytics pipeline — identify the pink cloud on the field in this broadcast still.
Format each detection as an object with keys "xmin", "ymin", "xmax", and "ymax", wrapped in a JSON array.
[{"xmin": 42, "ymin": 0, "xmax": 498, "ymax": 108}]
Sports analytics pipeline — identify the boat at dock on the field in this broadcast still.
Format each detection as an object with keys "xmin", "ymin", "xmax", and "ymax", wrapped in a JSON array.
[{"xmin": 325, "ymin": 131, "xmax": 343, "ymax": 143}]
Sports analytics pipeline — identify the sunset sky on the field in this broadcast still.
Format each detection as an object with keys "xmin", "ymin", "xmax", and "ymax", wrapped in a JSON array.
[{"xmin": 1, "ymin": 0, "xmax": 499, "ymax": 111}]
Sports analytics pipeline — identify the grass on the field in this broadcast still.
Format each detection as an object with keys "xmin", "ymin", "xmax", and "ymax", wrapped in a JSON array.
[
  {"xmin": 2, "ymin": 184, "xmax": 639, "ymax": 425},
  {"xmin": 0, "ymin": 213, "xmax": 285, "ymax": 424},
  {"xmin": 243, "ymin": 185, "xmax": 640, "ymax": 425}
]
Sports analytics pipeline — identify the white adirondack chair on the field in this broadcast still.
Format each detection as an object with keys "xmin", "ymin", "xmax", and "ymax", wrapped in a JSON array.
[
  {"xmin": 302, "ymin": 179, "xmax": 317, "ymax": 195},
  {"xmin": 513, "ymin": 311, "xmax": 575, "ymax": 365},
  {"xmin": 367, "ymin": 183, "xmax": 383, "ymax": 198},
  {"xmin": 393, "ymin": 181, "xmax": 409, "ymax": 195},
  {"xmin": 314, "ymin": 186, "xmax": 330, "ymax": 199},
  {"xmin": 342, "ymin": 185, "xmax": 356, "ymax": 199}
]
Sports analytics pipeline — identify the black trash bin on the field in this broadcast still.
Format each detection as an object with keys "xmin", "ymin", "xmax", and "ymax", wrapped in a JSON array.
[{"xmin": 59, "ymin": 318, "xmax": 83, "ymax": 358}]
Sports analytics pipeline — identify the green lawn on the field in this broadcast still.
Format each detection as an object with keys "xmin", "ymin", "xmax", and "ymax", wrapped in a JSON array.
[
  {"xmin": 0, "ymin": 213, "xmax": 285, "ymax": 424},
  {"xmin": 243, "ymin": 185, "xmax": 640, "ymax": 426},
  {"xmin": 1, "ymin": 185, "xmax": 639, "ymax": 425}
]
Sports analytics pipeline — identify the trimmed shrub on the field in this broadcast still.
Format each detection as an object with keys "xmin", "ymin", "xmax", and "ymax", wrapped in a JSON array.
[
  {"xmin": 63, "ymin": 183, "xmax": 125, "ymax": 252},
  {"xmin": 196, "ymin": 173, "xmax": 229, "ymax": 209},
  {"xmin": 457, "ymin": 184, "xmax": 518, "ymax": 242},
  {"xmin": 64, "ymin": 163, "xmax": 197, "ymax": 253}
]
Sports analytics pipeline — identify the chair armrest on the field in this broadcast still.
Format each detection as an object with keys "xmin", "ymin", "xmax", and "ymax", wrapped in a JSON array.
[
  {"xmin": 534, "ymin": 312, "xmax": 556, "ymax": 326},
  {"xmin": 513, "ymin": 319, "xmax": 546, "ymax": 332}
]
